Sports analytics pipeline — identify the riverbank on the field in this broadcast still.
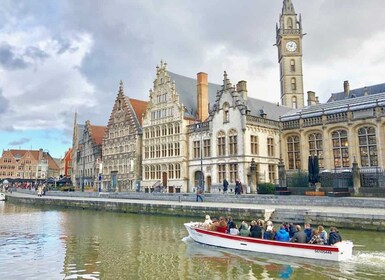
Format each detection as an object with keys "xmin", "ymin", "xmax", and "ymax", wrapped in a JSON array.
[{"xmin": 4, "ymin": 190, "xmax": 385, "ymax": 230}]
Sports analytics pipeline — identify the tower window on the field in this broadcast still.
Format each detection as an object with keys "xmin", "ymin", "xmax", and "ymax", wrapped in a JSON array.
[
  {"xmin": 291, "ymin": 78, "xmax": 296, "ymax": 90},
  {"xmin": 287, "ymin": 18, "xmax": 293, "ymax": 29},
  {"xmin": 291, "ymin": 96, "xmax": 297, "ymax": 109},
  {"xmin": 290, "ymin": 60, "xmax": 295, "ymax": 72}
]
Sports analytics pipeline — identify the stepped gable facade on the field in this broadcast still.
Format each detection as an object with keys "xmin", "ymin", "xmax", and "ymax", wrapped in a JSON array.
[{"xmin": 102, "ymin": 81, "xmax": 147, "ymax": 192}]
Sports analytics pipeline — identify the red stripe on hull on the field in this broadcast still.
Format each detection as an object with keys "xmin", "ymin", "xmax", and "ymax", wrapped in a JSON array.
[{"xmin": 195, "ymin": 228, "xmax": 339, "ymax": 252}]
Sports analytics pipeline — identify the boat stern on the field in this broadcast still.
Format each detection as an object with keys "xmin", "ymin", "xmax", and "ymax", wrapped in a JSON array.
[{"xmin": 335, "ymin": 240, "xmax": 354, "ymax": 261}]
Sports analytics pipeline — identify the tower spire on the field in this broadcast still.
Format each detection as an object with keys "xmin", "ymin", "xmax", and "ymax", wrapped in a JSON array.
[
  {"xmin": 118, "ymin": 80, "xmax": 124, "ymax": 96},
  {"xmin": 282, "ymin": 0, "xmax": 295, "ymax": 15}
]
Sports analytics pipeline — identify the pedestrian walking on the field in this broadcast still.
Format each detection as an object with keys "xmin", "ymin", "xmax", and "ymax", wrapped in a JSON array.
[
  {"xmin": 223, "ymin": 178, "xmax": 229, "ymax": 194},
  {"xmin": 196, "ymin": 186, "xmax": 203, "ymax": 202}
]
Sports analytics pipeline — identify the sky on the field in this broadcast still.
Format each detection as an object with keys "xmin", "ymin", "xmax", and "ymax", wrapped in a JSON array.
[{"xmin": 1, "ymin": 0, "xmax": 385, "ymax": 159}]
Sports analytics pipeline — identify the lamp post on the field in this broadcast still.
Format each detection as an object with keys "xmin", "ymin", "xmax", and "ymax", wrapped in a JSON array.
[
  {"xmin": 200, "ymin": 123, "xmax": 204, "ymax": 192},
  {"xmin": 81, "ymin": 140, "xmax": 85, "ymax": 192}
]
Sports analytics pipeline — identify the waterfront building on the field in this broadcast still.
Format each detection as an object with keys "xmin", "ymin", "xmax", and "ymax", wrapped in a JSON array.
[
  {"xmin": 60, "ymin": 148, "xmax": 72, "ymax": 178},
  {"xmin": 280, "ymin": 83, "xmax": 385, "ymax": 173},
  {"xmin": 74, "ymin": 120, "xmax": 106, "ymax": 189},
  {"xmin": 276, "ymin": 0, "xmax": 305, "ymax": 109},
  {"xmin": 71, "ymin": 112, "xmax": 84, "ymax": 186},
  {"xmin": 188, "ymin": 72, "xmax": 291, "ymax": 193},
  {"xmin": 101, "ymin": 81, "xmax": 147, "ymax": 192},
  {"xmin": 0, "ymin": 148, "xmax": 59, "ymax": 181}
]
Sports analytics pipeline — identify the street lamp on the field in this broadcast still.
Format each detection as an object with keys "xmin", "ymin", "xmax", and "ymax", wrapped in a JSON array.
[{"xmin": 197, "ymin": 122, "xmax": 204, "ymax": 192}]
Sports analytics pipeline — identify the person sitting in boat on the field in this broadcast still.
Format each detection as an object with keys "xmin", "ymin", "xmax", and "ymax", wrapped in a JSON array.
[
  {"xmin": 202, "ymin": 215, "xmax": 212, "ymax": 229},
  {"xmin": 263, "ymin": 221, "xmax": 274, "ymax": 240},
  {"xmin": 227, "ymin": 216, "xmax": 237, "ymax": 233},
  {"xmin": 250, "ymin": 220, "xmax": 263, "ymax": 238},
  {"xmin": 328, "ymin": 226, "xmax": 342, "ymax": 245},
  {"xmin": 239, "ymin": 221, "xmax": 250, "ymax": 237},
  {"xmin": 275, "ymin": 225, "xmax": 290, "ymax": 242},
  {"xmin": 308, "ymin": 229, "xmax": 323, "ymax": 244},
  {"xmin": 215, "ymin": 216, "xmax": 228, "ymax": 233},
  {"xmin": 290, "ymin": 225, "xmax": 307, "ymax": 243},
  {"xmin": 288, "ymin": 223, "xmax": 296, "ymax": 238},
  {"xmin": 304, "ymin": 223, "xmax": 313, "ymax": 243},
  {"xmin": 318, "ymin": 225, "xmax": 328, "ymax": 245}
]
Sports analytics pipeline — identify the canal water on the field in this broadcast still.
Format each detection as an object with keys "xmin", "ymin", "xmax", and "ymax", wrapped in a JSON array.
[{"xmin": 0, "ymin": 201, "xmax": 384, "ymax": 280}]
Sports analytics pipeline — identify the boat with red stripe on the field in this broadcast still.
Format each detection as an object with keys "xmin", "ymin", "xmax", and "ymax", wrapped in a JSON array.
[{"xmin": 184, "ymin": 222, "xmax": 353, "ymax": 261}]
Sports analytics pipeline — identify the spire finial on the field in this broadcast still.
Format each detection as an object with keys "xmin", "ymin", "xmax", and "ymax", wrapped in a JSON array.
[{"xmin": 119, "ymin": 80, "xmax": 124, "ymax": 95}]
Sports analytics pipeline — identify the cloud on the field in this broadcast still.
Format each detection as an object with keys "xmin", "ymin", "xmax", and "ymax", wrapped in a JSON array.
[
  {"xmin": 8, "ymin": 137, "xmax": 31, "ymax": 146},
  {"xmin": 0, "ymin": 43, "xmax": 29, "ymax": 69},
  {"xmin": 0, "ymin": 89, "xmax": 9, "ymax": 113}
]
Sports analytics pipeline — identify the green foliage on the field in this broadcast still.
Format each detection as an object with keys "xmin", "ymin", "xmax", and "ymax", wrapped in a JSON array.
[
  {"xmin": 287, "ymin": 170, "xmax": 309, "ymax": 188},
  {"xmin": 257, "ymin": 183, "xmax": 276, "ymax": 194},
  {"xmin": 61, "ymin": 186, "xmax": 75, "ymax": 192}
]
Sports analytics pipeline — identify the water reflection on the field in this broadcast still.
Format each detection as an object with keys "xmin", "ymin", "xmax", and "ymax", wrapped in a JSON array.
[{"xmin": 1, "ymin": 202, "xmax": 385, "ymax": 280}]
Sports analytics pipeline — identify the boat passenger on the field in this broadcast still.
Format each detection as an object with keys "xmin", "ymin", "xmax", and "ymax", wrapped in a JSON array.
[
  {"xmin": 263, "ymin": 224, "xmax": 274, "ymax": 240},
  {"xmin": 275, "ymin": 225, "xmax": 290, "ymax": 242},
  {"xmin": 304, "ymin": 223, "xmax": 313, "ymax": 243},
  {"xmin": 328, "ymin": 227, "xmax": 342, "ymax": 245},
  {"xmin": 250, "ymin": 220, "xmax": 263, "ymax": 238},
  {"xmin": 318, "ymin": 225, "xmax": 328, "ymax": 245},
  {"xmin": 216, "ymin": 217, "xmax": 228, "ymax": 233},
  {"xmin": 290, "ymin": 225, "xmax": 307, "ymax": 243},
  {"xmin": 308, "ymin": 229, "xmax": 323, "ymax": 244},
  {"xmin": 288, "ymin": 223, "xmax": 296, "ymax": 238},
  {"xmin": 239, "ymin": 221, "xmax": 250, "ymax": 237},
  {"xmin": 227, "ymin": 216, "xmax": 237, "ymax": 233},
  {"xmin": 202, "ymin": 215, "xmax": 212, "ymax": 229}
]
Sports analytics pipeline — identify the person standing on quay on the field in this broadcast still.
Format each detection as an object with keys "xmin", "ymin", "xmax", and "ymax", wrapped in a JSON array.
[
  {"xmin": 196, "ymin": 186, "xmax": 203, "ymax": 202},
  {"xmin": 223, "ymin": 178, "xmax": 229, "ymax": 194}
]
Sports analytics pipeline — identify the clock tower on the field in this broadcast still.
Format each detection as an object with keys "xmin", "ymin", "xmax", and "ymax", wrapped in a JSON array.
[{"xmin": 276, "ymin": 0, "xmax": 304, "ymax": 108}]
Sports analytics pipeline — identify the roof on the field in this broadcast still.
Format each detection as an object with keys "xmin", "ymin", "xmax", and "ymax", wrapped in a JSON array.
[
  {"xmin": 328, "ymin": 82, "xmax": 385, "ymax": 102},
  {"xmin": 168, "ymin": 71, "xmax": 292, "ymax": 121},
  {"xmin": 89, "ymin": 125, "xmax": 106, "ymax": 146},
  {"xmin": 129, "ymin": 98, "xmax": 148, "ymax": 125},
  {"xmin": 282, "ymin": 92, "xmax": 385, "ymax": 121},
  {"xmin": 6, "ymin": 149, "xmax": 60, "ymax": 170}
]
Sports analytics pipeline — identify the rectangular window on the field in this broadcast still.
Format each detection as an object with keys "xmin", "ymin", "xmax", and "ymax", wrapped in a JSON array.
[
  {"xmin": 267, "ymin": 138, "xmax": 274, "ymax": 157},
  {"xmin": 217, "ymin": 136, "xmax": 225, "ymax": 156},
  {"xmin": 193, "ymin": 141, "xmax": 200, "ymax": 159},
  {"xmin": 218, "ymin": 164, "xmax": 226, "ymax": 183},
  {"xmin": 229, "ymin": 135, "xmax": 237, "ymax": 156},
  {"xmin": 175, "ymin": 164, "xmax": 181, "ymax": 179},
  {"xmin": 168, "ymin": 164, "xmax": 174, "ymax": 179},
  {"xmin": 162, "ymin": 144, "xmax": 167, "ymax": 157},
  {"xmin": 229, "ymin": 163, "xmax": 238, "ymax": 183},
  {"xmin": 251, "ymin": 135, "xmax": 258, "ymax": 155},
  {"xmin": 168, "ymin": 143, "xmax": 174, "ymax": 157},
  {"xmin": 203, "ymin": 139, "xmax": 211, "ymax": 157},
  {"xmin": 174, "ymin": 142, "xmax": 180, "ymax": 156},
  {"xmin": 268, "ymin": 164, "xmax": 276, "ymax": 183}
]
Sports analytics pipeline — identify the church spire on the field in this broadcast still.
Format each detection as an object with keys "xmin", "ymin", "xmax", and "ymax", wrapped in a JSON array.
[
  {"xmin": 282, "ymin": 0, "xmax": 296, "ymax": 15},
  {"xmin": 118, "ymin": 80, "xmax": 124, "ymax": 96}
]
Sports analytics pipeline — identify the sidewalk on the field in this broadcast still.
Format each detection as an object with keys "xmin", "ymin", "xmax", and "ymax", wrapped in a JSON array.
[{"xmin": 5, "ymin": 191, "xmax": 385, "ymax": 230}]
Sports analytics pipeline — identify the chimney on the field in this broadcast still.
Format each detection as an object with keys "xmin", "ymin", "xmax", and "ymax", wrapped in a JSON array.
[
  {"xmin": 236, "ymin": 80, "xmax": 248, "ymax": 101},
  {"xmin": 197, "ymin": 72, "xmax": 208, "ymax": 121},
  {"xmin": 344, "ymin": 80, "xmax": 350, "ymax": 97},
  {"xmin": 307, "ymin": 91, "xmax": 316, "ymax": 106},
  {"xmin": 364, "ymin": 86, "xmax": 369, "ymax": 96}
]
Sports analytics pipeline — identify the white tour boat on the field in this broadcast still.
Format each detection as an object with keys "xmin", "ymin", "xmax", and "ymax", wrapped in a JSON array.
[{"xmin": 184, "ymin": 222, "xmax": 353, "ymax": 262}]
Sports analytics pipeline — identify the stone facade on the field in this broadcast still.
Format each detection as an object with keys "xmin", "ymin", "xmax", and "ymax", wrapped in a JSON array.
[
  {"xmin": 75, "ymin": 120, "xmax": 105, "ymax": 189},
  {"xmin": 141, "ymin": 62, "xmax": 190, "ymax": 192},
  {"xmin": 101, "ymin": 81, "xmax": 147, "ymax": 192},
  {"xmin": 280, "ymin": 93, "xmax": 385, "ymax": 173},
  {"xmin": 0, "ymin": 149, "xmax": 59, "ymax": 181}
]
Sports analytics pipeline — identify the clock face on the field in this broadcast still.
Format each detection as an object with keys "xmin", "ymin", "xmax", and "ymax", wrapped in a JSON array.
[{"xmin": 286, "ymin": 41, "xmax": 297, "ymax": 52}]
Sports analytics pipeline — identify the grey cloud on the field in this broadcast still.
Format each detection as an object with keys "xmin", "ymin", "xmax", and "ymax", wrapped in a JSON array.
[
  {"xmin": 25, "ymin": 46, "xmax": 50, "ymax": 60},
  {"xmin": 0, "ymin": 90, "xmax": 9, "ymax": 113},
  {"xmin": 0, "ymin": 44, "xmax": 29, "ymax": 69},
  {"xmin": 8, "ymin": 137, "xmax": 31, "ymax": 146}
]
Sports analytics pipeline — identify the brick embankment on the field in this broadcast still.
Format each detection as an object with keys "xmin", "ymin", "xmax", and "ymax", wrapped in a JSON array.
[{"xmin": 5, "ymin": 191, "xmax": 385, "ymax": 231}]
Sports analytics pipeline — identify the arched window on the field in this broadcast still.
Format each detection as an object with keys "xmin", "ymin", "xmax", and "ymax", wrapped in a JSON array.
[
  {"xmin": 291, "ymin": 77, "xmax": 296, "ymax": 90},
  {"xmin": 287, "ymin": 135, "xmax": 301, "ymax": 169},
  {"xmin": 217, "ymin": 131, "xmax": 226, "ymax": 156},
  {"xmin": 156, "ymin": 165, "xmax": 161, "ymax": 179},
  {"xmin": 291, "ymin": 96, "xmax": 297, "ymax": 109},
  {"xmin": 290, "ymin": 59, "xmax": 295, "ymax": 72},
  {"xmin": 308, "ymin": 132, "xmax": 324, "ymax": 168},
  {"xmin": 358, "ymin": 127, "xmax": 378, "ymax": 167},
  {"xmin": 144, "ymin": 166, "xmax": 149, "ymax": 180},
  {"xmin": 331, "ymin": 130, "xmax": 349, "ymax": 168},
  {"xmin": 223, "ymin": 102, "xmax": 230, "ymax": 123},
  {"xmin": 228, "ymin": 129, "xmax": 238, "ymax": 156},
  {"xmin": 175, "ymin": 164, "xmax": 181, "ymax": 179},
  {"xmin": 287, "ymin": 18, "xmax": 293, "ymax": 29}
]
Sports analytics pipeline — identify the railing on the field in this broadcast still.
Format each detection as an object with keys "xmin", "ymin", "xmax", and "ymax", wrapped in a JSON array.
[
  {"xmin": 246, "ymin": 115, "xmax": 280, "ymax": 127},
  {"xmin": 302, "ymin": 116, "xmax": 322, "ymax": 127}
]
